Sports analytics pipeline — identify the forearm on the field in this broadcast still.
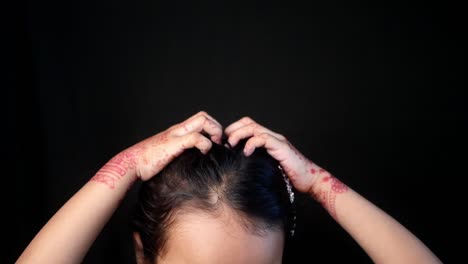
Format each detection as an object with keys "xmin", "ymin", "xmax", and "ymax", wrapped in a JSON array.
[
  {"xmin": 17, "ymin": 111, "xmax": 222, "ymax": 263},
  {"xmin": 310, "ymin": 171, "xmax": 442, "ymax": 264},
  {"xmin": 17, "ymin": 151, "xmax": 138, "ymax": 264}
]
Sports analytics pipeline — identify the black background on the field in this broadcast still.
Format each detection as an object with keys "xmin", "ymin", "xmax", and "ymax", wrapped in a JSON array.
[{"xmin": 8, "ymin": 1, "xmax": 465, "ymax": 263}]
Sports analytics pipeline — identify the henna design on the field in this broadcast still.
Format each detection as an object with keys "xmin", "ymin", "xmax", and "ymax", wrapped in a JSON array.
[
  {"xmin": 158, "ymin": 132, "xmax": 169, "ymax": 144},
  {"xmin": 328, "ymin": 190, "xmax": 338, "ymax": 219},
  {"xmin": 315, "ymin": 190, "xmax": 328, "ymax": 208},
  {"xmin": 313, "ymin": 174, "xmax": 349, "ymax": 220},
  {"xmin": 91, "ymin": 146, "xmax": 142, "ymax": 189},
  {"xmin": 152, "ymin": 149, "xmax": 175, "ymax": 172},
  {"xmin": 331, "ymin": 177, "xmax": 348, "ymax": 193},
  {"xmin": 91, "ymin": 174, "xmax": 119, "ymax": 189}
]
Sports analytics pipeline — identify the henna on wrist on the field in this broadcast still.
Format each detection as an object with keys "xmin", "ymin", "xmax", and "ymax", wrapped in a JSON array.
[
  {"xmin": 309, "ymin": 169, "xmax": 349, "ymax": 220},
  {"xmin": 90, "ymin": 146, "xmax": 142, "ymax": 189}
]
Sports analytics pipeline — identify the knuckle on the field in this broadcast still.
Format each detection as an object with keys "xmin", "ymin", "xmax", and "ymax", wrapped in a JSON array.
[
  {"xmin": 195, "ymin": 114, "xmax": 207, "ymax": 123},
  {"xmin": 241, "ymin": 116, "xmax": 253, "ymax": 123},
  {"xmin": 198, "ymin": 110, "xmax": 208, "ymax": 116},
  {"xmin": 249, "ymin": 122, "xmax": 261, "ymax": 131},
  {"xmin": 277, "ymin": 133, "xmax": 286, "ymax": 140},
  {"xmin": 250, "ymin": 124, "xmax": 259, "ymax": 133},
  {"xmin": 207, "ymin": 118, "xmax": 217, "ymax": 127}
]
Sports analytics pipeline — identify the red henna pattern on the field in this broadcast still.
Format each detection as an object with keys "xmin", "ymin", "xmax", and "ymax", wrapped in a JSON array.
[
  {"xmin": 91, "ymin": 146, "xmax": 141, "ymax": 189},
  {"xmin": 310, "ymin": 168, "xmax": 317, "ymax": 174},
  {"xmin": 316, "ymin": 190, "xmax": 328, "ymax": 208},
  {"xmin": 150, "ymin": 148, "xmax": 178, "ymax": 173},
  {"xmin": 312, "ymin": 187, "xmax": 337, "ymax": 219},
  {"xmin": 158, "ymin": 132, "xmax": 169, "ymax": 144},
  {"xmin": 331, "ymin": 177, "xmax": 348, "ymax": 193},
  {"xmin": 328, "ymin": 190, "xmax": 337, "ymax": 219},
  {"xmin": 314, "ymin": 175, "xmax": 348, "ymax": 220},
  {"xmin": 153, "ymin": 153, "xmax": 170, "ymax": 171},
  {"xmin": 99, "ymin": 164, "xmax": 126, "ymax": 176},
  {"xmin": 91, "ymin": 174, "xmax": 119, "ymax": 189}
]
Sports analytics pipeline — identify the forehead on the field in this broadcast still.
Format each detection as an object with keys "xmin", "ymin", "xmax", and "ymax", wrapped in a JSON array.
[{"xmin": 158, "ymin": 210, "xmax": 284, "ymax": 264}]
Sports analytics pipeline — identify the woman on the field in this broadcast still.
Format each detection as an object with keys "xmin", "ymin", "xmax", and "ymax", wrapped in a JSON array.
[{"xmin": 17, "ymin": 111, "xmax": 442, "ymax": 263}]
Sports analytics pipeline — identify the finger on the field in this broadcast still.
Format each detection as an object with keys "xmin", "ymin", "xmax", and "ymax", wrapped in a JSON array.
[
  {"xmin": 175, "ymin": 114, "xmax": 223, "ymax": 144},
  {"xmin": 186, "ymin": 111, "xmax": 223, "ymax": 130},
  {"xmin": 228, "ymin": 123, "xmax": 285, "ymax": 147},
  {"xmin": 204, "ymin": 112, "xmax": 223, "ymax": 129},
  {"xmin": 182, "ymin": 112, "xmax": 223, "ymax": 143},
  {"xmin": 243, "ymin": 133, "xmax": 284, "ymax": 158},
  {"xmin": 179, "ymin": 132, "xmax": 213, "ymax": 154},
  {"xmin": 224, "ymin": 116, "xmax": 255, "ymax": 136}
]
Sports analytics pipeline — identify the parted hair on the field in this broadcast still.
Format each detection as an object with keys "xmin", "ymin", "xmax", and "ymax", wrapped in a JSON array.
[{"xmin": 131, "ymin": 138, "xmax": 293, "ymax": 262}]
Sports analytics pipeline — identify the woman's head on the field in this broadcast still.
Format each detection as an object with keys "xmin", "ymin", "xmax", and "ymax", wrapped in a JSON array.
[{"xmin": 131, "ymin": 139, "xmax": 294, "ymax": 263}]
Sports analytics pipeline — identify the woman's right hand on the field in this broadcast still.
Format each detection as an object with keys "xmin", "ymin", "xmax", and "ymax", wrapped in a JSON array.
[
  {"xmin": 136, "ymin": 111, "xmax": 224, "ymax": 180},
  {"xmin": 17, "ymin": 112, "xmax": 223, "ymax": 263},
  {"xmin": 92, "ymin": 111, "xmax": 223, "ymax": 188}
]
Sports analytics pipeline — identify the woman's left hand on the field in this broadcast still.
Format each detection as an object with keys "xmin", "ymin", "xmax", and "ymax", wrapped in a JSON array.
[{"xmin": 225, "ymin": 117, "xmax": 327, "ymax": 194}]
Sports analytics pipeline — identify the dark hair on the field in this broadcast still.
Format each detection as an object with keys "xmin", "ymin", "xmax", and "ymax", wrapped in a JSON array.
[{"xmin": 131, "ymin": 138, "xmax": 293, "ymax": 262}]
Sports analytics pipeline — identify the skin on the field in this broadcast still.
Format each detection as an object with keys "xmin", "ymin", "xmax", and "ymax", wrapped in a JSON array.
[
  {"xmin": 17, "ymin": 112, "xmax": 442, "ymax": 264},
  {"xmin": 155, "ymin": 207, "xmax": 284, "ymax": 264},
  {"xmin": 225, "ymin": 116, "xmax": 443, "ymax": 264}
]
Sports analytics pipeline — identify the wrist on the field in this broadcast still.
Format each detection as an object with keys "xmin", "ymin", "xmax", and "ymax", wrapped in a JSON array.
[
  {"xmin": 308, "ymin": 170, "xmax": 349, "ymax": 220},
  {"xmin": 308, "ymin": 172, "xmax": 325, "ymax": 196},
  {"xmin": 306, "ymin": 164, "xmax": 332, "ymax": 197},
  {"xmin": 90, "ymin": 148, "xmax": 140, "ymax": 190}
]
